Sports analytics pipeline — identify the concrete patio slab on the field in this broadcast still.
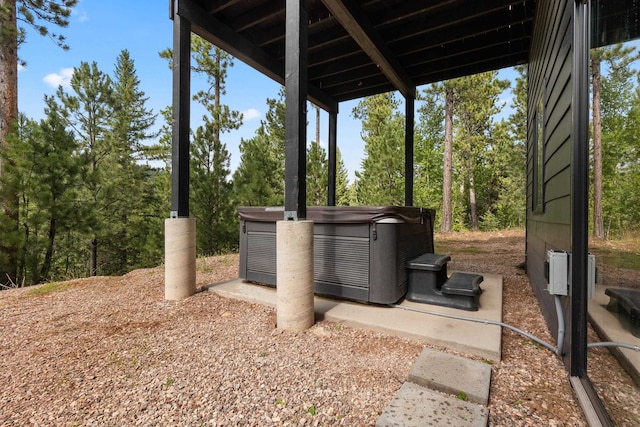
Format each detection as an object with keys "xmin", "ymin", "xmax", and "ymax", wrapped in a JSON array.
[
  {"xmin": 408, "ymin": 347, "xmax": 492, "ymax": 405},
  {"xmin": 588, "ymin": 285, "xmax": 640, "ymax": 386},
  {"xmin": 375, "ymin": 382, "xmax": 488, "ymax": 427},
  {"xmin": 206, "ymin": 271, "xmax": 502, "ymax": 361}
]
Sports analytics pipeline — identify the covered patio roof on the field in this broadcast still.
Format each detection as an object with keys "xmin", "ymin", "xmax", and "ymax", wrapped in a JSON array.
[{"xmin": 173, "ymin": 0, "xmax": 535, "ymax": 111}]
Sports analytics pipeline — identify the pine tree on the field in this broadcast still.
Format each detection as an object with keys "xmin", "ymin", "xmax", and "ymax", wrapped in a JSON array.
[
  {"xmin": 0, "ymin": 112, "xmax": 82, "ymax": 285},
  {"xmin": 441, "ymin": 84, "xmax": 454, "ymax": 231},
  {"xmin": 0, "ymin": 0, "xmax": 78, "ymax": 284},
  {"xmin": 335, "ymin": 148, "xmax": 350, "ymax": 206},
  {"xmin": 307, "ymin": 103, "xmax": 328, "ymax": 206},
  {"xmin": 415, "ymin": 85, "xmax": 444, "ymax": 226},
  {"xmin": 591, "ymin": 44, "xmax": 639, "ymax": 238},
  {"xmin": 451, "ymin": 72, "xmax": 509, "ymax": 230},
  {"xmin": 102, "ymin": 50, "xmax": 159, "ymax": 272},
  {"xmin": 162, "ymin": 37, "xmax": 244, "ymax": 253},
  {"xmin": 352, "ymin": 93, "xmax": 405, "ymax": 206},
  {"xmin": 48, "ymin": 61, "xmax": 115, "ymax": 276},
  {"xmin": 480, "ymin": 120, "xmax": 525, "ymax": 229},
  {"xmin": 233, "ymin": 91, "xmax": 286, "ymax": 207},
  {"xmin": 307, "ymin": 141, "xmax": 328, "ymax": 207},
  {"xmin": 190, "ymin": 38, "xmax": 242, "ymax": 255}
]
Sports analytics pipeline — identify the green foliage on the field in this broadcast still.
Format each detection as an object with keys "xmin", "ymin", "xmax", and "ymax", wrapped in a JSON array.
[
  {"xmin": 27, "ymin": 281, "xmax": 70, "ymax": 295},
  {"xmin": 450, "ymin": 71, "xmax": 510, "ymax": 230},
  {"xmin": 0, "ymin": 1, "xmax": 78, "ymax": 60},
  {"xmin": 335, "ymin": 149, "xmax": 351, "ymax": 206},
  {"xmin": 307, "ymin": 141, "xmax": 328, "ymax": 206},
  {"xmin": 233, "ymin": 90, "xmax": 286, "ymax": 207},
  {"xmin": 591, "ymin": 44, "xmax": 640, "ymax": 237},
  {"xmin": 0, "ymin": 113, "xmax": 86, "ymax": 284},
  {"xmin": 99, "ymin": 50, "xmax": 162, "ymax": 273},
  {"xmin": 352, "ymin": 93, "xmax": 405, "ymax": 205},
  {"xmin": 415, "ymin": 85, "xmax": 445, "ymax": 222},
  {"xmin": 186, "ymin": 40, "xmax": 241, "ymax": 255}
]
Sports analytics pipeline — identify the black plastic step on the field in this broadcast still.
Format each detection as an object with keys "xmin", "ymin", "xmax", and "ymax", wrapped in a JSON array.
[{"xmin": 441, "ymin": 272, "xmax": 484, "ymax": 297}]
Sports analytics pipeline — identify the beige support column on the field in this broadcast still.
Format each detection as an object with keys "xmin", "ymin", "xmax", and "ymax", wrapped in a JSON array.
[
  {"xmin": 276, "ymin": 220, "xmax": 314, "ymax": 330},
  {"xmin": 165, "ymin": 218, "xmax": 196, "ymax": 300}
]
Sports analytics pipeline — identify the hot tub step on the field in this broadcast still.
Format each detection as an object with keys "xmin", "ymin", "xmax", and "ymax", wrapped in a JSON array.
[{"xmin": 441, "ymin": 272, "xmax": 484, "ymax": 297}]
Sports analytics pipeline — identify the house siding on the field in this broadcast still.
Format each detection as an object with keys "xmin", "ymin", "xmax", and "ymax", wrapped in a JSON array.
[{"xmin": 526, "ymin": 0, "xmax": 573, "ymax": 345}]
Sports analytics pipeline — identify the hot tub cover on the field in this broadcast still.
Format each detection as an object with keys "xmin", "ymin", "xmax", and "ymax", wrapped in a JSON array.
[{"xmin": 238, "ymin": 206, "xmax": 433, "ymax": 224}]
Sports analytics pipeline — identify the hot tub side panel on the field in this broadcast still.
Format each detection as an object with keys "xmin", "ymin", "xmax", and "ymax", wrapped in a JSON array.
[
  {"xmin": 239, "ymin": 220, "xmax": 277, "ymax": 285},
  {"xmin": 238, "ymin": 207, "xmax": 435, "ymax": 304},
  {"xmin": 369, "ymin": 221, "xmax": 434, "ymax": 304},
  {"xmin": 313, "ymin": 223, "xmax": 371, "ymax": 302}
]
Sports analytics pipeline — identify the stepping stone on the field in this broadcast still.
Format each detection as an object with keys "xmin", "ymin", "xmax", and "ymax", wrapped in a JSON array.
[
  {"xmin": 376, "ymin": 382, "xmax": 488, "ymax": 427},
  {"xmin": 408, "ymin": 347, "xmax": 491, "ymax": 405}
]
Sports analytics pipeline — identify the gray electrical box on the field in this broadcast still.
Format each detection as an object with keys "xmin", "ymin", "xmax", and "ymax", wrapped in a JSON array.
[
  {"xmin": 551, "ymin": 252, "xmax": 596, "ymax": 299},
  {"xmin": 587, "ymin": 253, "xmax": 596, "ymax": 299},
  {"xmin": 547, "ymin": 250, "xmax": 569, "ymax": 296}
]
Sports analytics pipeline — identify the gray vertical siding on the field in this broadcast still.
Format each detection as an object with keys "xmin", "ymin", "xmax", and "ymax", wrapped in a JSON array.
[{"xmin": 526, "ymin": 0, "xmax": 573, "ymax": 340}]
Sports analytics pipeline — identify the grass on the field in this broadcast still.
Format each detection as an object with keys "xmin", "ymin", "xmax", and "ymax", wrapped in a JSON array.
[
  {"xmin": 27, "ymin": 282, "xmax": 71, "ymax": 295},
  {"xmin": 435, "ymin": 244, "xmax": 487, "ymax": 255},
  {"xmin": 592, "ymin": 246, "xmax": 640, "ymax": 271}
]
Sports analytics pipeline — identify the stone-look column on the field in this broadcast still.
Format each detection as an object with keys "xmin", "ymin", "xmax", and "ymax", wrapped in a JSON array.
[
  {"xmin": 165, "ymin": 218, "xmax": 196, "ymax": 300},
  {"xmin": 276, "ymin": 220, "xmax": 314, "ymax": 330}
]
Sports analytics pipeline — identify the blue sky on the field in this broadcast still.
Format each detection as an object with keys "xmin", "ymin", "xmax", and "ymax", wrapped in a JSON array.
[{"xmin": 17, "ymin": 0, "xmax": 518, "ymax": 182}]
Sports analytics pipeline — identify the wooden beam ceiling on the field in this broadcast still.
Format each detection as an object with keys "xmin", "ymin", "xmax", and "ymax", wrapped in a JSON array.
[{"xmin": 320, "ymin": 0, "xmax": 416, "ymax": 99}]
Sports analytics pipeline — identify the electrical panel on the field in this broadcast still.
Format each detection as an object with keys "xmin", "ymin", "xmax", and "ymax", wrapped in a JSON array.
[
  {"xmin": 587, "ymin": 253, "xmax": 596, "ymax": 299},
  {"xmin": 554, "ymin": 252, "xmax": 596, "ymax": 299},
  {"xmin": 547, "ymin": 250, "xmax": 569, "ymax": 296}
]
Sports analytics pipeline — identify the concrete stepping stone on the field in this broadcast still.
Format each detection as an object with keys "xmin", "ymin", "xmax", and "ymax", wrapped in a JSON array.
[
  {"xmin": 408, "ymin": 347, "xmax": 491, "ymax": 405},
  {"xmin": 376, "ymin": 382, "xmax": 488, "ymax": 427}
]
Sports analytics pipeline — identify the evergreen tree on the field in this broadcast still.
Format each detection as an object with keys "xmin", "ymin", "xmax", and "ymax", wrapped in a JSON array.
[
  {"xmin": 161, "ymin": 36, "xmax": 242, "ymax": 254},
  {"xmin": 191, "ymin": 38, "xmax": 242, "ymax": 255},
  {"xmin": 102, "ymin": 50, "xmax": 160, "ymax": 272},
  {"xmin": 441, "ymin": 84, "xmax": 454, "ymax": 231},
  {"xmin": 0, "ymin": 112, "xmax": 82, "ymax": 285},
  {"xmin": 508, "ymin": 65, "xmax": 528, "ymax": 146},
  {"xmin": 352, "ymin": 93, "xmax": 405, "ymax": 205},
  {"xmin": 415, "ymin": 85, "xmax": 445, "ymax": 225},
  {"xmin": 451, "ymin": 71, "xmax": 509, "ymax": 230},
  {"xmin": 48, "ymin": 60, "xmax": 115, "ymax": 276},
  {"xmin": 0, "ymin": 0, "xmax": 78, "ymax": 284},
  {"xmin": 335, "ymin": 148, "xmax": 350, "ymax": 206},
  {"xmin": 480, "ymin": 120, "xmax": 525, "ymax": 229},
  {"xmin": 233, "ymin": 91, "xmax": 286, "ymax": 207},
  {"xmin": 307, "ymin": 141, "xmax": 327, "ymax": 206},
  {"xmin": 591, "ymin": 44, "xmax": 639, "ymax": 237}
]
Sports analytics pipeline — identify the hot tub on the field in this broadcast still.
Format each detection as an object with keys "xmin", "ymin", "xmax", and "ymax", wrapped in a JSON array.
[{"xmin": 238, "ymin": 206, "xmax": 434, "ymax": 304}]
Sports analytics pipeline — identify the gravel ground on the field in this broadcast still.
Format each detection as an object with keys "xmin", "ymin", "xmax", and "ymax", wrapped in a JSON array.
[{"xmin": 1, "ymin": 230, "xmax": 638, "ymax": 426}]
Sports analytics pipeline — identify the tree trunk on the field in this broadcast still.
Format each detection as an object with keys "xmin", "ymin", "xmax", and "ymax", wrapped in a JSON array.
[
  {"xmin": 0, "ymin": 0, "xmax": 19, "ymax": 283},
  {"xmin": 315, "ymin": 105, "xmax": 320, "ymax": 146},
  {"xmin": 468, "ymin": 157, "xmax": 478, "ymax": 231},
  {"xmin": 40, "ymin": 216, "xmax": 56, "ymax": 282},
  {"xmin": 592, "ymin": 56, "xmax": 604, "ymax": 238},
  {"xmin": 0, "ymin": 0, "xmax": 17, "ymax": 172},
  {"xmin": 214, "ymin": 51, "xmax": 221, "ymax": 148},
  {"xmin": 441, "ymin": 87, "xmax": 454, "ymax": 232},
  {"xmin": 90, "ymin": 237, "xmax": 98, "ymax": 276}
]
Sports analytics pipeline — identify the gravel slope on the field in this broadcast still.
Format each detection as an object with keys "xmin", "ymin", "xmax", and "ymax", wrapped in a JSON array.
[{"xmin": 1, "ymin": 231, "xmax": 638, "ymax": 426}]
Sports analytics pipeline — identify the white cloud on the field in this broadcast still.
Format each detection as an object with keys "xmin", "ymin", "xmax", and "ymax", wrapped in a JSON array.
[
  {"xmin": 43, "ymin": 68, "xmax": 74, "ymax": 88},
  {"xmin": 76, "ymin": 11, "xmax": 89, "ymax": 23},
  {"xmin": 72, "ymin": 1, "xmax": 88, "ymax": 23},
  {"xmin": 243, "ymin": 108, "xmax": 261, "ymax": 121},
  {"xmin": 17, "ymin": 64, "xmax": 24, "ymax": 72}
]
